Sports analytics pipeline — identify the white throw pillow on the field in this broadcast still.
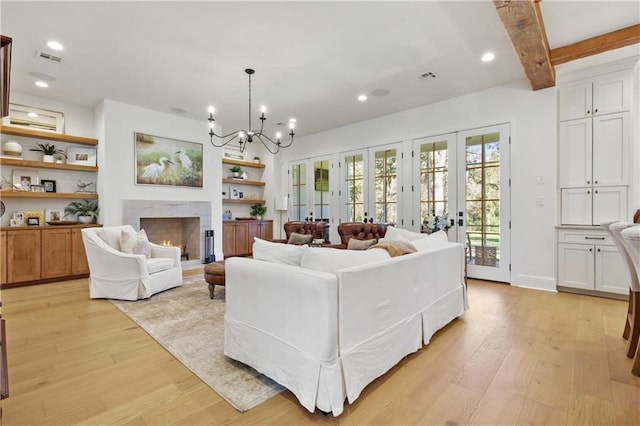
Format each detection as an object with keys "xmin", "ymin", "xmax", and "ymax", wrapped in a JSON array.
[
  {"xmin": 411, "ymin": 230, "xmax": 450, "ymax": 251},
  {"xmin": 300, "ymin": 247, "xmax": 390, "ymax": 273},
  {"xmin": 120, "ymin": 228, "xmax": 152, "ymax": 258},
  {"xmin": 253, "ymin": 237, "xmax": 308, "ymax": 266},
  {"xmin": 385, "ymin": 225, "xmax": 429, "ymax": 242}
]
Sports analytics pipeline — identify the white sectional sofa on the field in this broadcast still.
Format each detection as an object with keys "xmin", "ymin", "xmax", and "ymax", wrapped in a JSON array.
[{"xmin": 224, "ymin": 230, "xmax": 468, "ymax": 416}]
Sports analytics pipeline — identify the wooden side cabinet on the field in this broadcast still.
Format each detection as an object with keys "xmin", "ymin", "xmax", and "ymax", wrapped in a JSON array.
[
  {"xmin": 7, "ymin": 228, "xmax": 41, "ymax": 283},
  {"xmin": 41, "ymin": 228, "xmax": 72, "ymax": 279},
  {"xmin": 223, "ymin": 220, "xmax": 273, "ymax": 257},
  {"xmin": 71, "ymin": 228, "xmax": 90, "ymax": 275}
]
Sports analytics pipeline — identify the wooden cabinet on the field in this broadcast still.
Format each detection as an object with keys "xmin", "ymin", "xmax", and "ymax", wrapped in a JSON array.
[
  {"xmin": 41, "ymin": 228, "xmax": 72, "ymax": 279},
  {"xmin": 1, "ymin": 224, "xmax": 98, "ymax": 286},
  {"xmin": 557, "ymin": 228, "xmax": 629, "ymax": 296},
  {"xmin": 71, "ymin": 228, "xmax": 89, "ymax": 275},
  {"xmin": 7, "ymin": 228, "xmax": 41, "ymax": 283},
  {"xmin": 223, "ymin": 220, "xmax": 273, "ymax": 257}
]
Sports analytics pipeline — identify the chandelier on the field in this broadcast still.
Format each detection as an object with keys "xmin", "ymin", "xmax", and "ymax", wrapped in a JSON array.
[{"xmin": 207, "ymin": 68, "xmax": 296, "ymax": 154}]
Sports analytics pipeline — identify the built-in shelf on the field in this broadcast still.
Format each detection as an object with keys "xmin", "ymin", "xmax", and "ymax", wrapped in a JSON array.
[
  {"xmin": 222, "ymin": 178, "xmax": 265, "ymax": 187},
  {"xmin": 0, "ymin": 125, "xmax": 98, "ymax": 146},
  {"xmin": 224, "ymin": 199, "xmax": 265, "ymax": 204},
  {"xmin": 222, "ymin": 158, "xmax": 265, "ymax": 169},
  {"xmin": 0, "ymin": 191, "xmax": 98, "ymax": 199},
  {"xmin": 0, "ymin": 157, "xmax": 98, "ymax": 172}
]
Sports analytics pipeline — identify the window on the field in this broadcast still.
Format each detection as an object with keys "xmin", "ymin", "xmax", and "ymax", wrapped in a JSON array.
[
  {"xmin": 291, "ymin": 163, "xmax": 307, "ymax": 221},
  {"xmin": 373, "ymin": 149, "xmax": 397, "ymax": 223}
]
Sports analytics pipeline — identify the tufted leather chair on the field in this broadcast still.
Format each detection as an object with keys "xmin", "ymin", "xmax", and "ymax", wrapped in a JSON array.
[
  {"xmin": 274, "ymin": 221, "xmax": 329, "ymax": 243},
  {"xmin": 336, "ymin": 222, "xmax": 388, "ymax": 248}
]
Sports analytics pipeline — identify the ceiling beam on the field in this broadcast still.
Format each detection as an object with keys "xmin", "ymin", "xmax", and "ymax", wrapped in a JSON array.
[
  {"xmin": 494, "ymin": 0, "xmax": 555, "ymax": 90},
  {"xmin": 550, "ymin": 24, "xmax": 640, "ymax": 66}
]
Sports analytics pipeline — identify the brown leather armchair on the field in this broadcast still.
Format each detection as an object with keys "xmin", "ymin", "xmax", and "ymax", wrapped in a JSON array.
[
  {"xmin": 273, "ymin": 221, "xmax": 329, "ymax": 243},
  {"xmin": 335, "ymin": 222, "xmax": 388, "ymax": 248}
]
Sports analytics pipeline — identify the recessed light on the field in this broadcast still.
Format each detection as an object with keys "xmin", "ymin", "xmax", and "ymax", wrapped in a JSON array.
[
  {"xmin": 27, "ymin": 112, "xmax": 38, "ymax": 118},
  {"xmin": 481, "ymin": 52, "xmax": 495, "ymax": 62},
  {"xmin": 35, "ymin": 81, "xmax": 49, "ymax": 88},
  {"xmin": 358, "ymin": 94, "xmax": 367, "ymax": 102},
  {"xmin": 46, "ymin": 40, "xmax": 64, "ymax": 51}
]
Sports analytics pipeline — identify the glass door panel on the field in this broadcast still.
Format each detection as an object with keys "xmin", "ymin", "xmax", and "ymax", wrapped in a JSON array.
[
  {"xmin": 413, "ymin": 134, "xmax": 456, "ymax": 238},
  {"xmin": 290, "ymin": 162, "xmax": 307, "ymax": 221},
  {"xmin": 342, "ymin": 151, "xmax": 367, "ymax": 222},
  {"xmin": 312, "ymin": 158, "xmax": 330, "ymax": 222},
  {"xmin": 371, "ymin": 145, "xmax": 399, "ymax": 224}
]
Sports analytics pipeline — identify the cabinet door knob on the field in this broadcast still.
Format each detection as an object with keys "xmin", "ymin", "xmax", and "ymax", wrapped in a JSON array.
[
  {"xmin": 597, "ymin": 248, "xmax": 601, "ymax": 252},
  {"xmin": 594, "ymin": 180, "xmax": 598, "ymax": 184},
  {"xmin": 595, "ymin": 190, "xmax": 598, "ymax": 194},
  {"xmin": 587, "ymin": 180, "xmax": 590, "ymax": 184},
  {"xmin": 594, "ymin": 108, "xmax": 598, "ymax": 113},
  {"xmin": 586, "ymin": 110, "xmax": 591, "ymax": 115},
  {"xmin": 589, "ymin": 248, "xmax": 593, "ymax": 252},
  {"xmin": 587, "ymin": 190, "xmax": 591, "ymax": 194}
]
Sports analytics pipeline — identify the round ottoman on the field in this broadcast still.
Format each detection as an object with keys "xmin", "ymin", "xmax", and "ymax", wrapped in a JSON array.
[{"xmin": 204, "ymin": 260, "xmax": 225, "ymax": 299}]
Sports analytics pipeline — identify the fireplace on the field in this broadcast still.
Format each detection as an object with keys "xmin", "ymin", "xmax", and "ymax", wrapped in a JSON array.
[
  {"xmin": 140, "ymin": 217, "xmax": 199, "ymax": 260},
  {"xmin": 122, "ymin": 200, "xmax": 212, "ymax": 267}
]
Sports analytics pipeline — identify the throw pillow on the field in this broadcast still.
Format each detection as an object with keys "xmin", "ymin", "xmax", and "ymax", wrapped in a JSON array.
[
  {"xmin": 288, "ymin": 232, "xmax": 313, "ymax": 245},
  {"xmin": 347, "ymin": 238, "xmax": 377, "ymax": 250},
  {"xmin": 385, "ymin": 225, "xmax": 429, "ymax": 242},
  {"xmin": 368, "ymin": 240, "xmax": 417, "ymax": 257},
  {"xmin": 411, "ymin": 230, "xmax": 450, "ymax": 252},
  {"xmin": 300, "ymin": 247, "xmax": 390, "ymax": 273},
  {"xmin": 120, "ymin": 228, "xmax": 152, "ymax": 259},
  {"xmin": 253, "ymin": 237, "xmax": 308, "ymax": 266}
]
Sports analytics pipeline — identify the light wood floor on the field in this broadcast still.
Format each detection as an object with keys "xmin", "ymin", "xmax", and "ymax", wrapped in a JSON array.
[{"xmin": 1, "ymin": 274, "xmax": 639, "ymax": 425}]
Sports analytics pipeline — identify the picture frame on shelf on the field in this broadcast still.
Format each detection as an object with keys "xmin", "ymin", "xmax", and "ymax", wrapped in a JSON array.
[
  {"xmin": 134, "ymin": 132, "xmax": 203, "ymax": 188},
  {"xmin": 12, "ymin": 211, "xmax": 24, "ymax": 226},
  {"xmin": 12, "ymin": 169, "xmax": 39, "ymax": 191},
  {"xmin": 27, "ymin": 217, "xmax": 40, "ymax": 226},
  {"xmin": 1, "ymin": 103, "xmax": 65, "ymax": 133},
  {"xmin": 24, "ymin": 210, "xmax": 44, "ymax": 226},
  {"xmin": 45, "ymin": 209, "xmax": 63, "ymax": 222},
  {"xmin": 67, "ymin": 147, "xmax": 97, "ymax": 166},
  {"xmin": 30, "ymin": 184, "xmax": 45, "ymax": 193},
  {"xmin": 223, "ymin": 144, "xmax": 246, "ymax": 161},
  {"xmin": 41, "ymin": 179, "xmax": 56, "ymax": 193}
]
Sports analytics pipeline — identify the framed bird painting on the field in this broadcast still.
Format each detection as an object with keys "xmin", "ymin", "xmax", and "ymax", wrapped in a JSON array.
[{"xmin": 134, "ymin": 132, "xmax": 203, "ymax": 188}]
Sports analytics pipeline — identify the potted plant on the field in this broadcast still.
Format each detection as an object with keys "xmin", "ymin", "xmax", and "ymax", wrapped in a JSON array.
[
  {"xmin": 64, "ymin": 199, "xmax": 100, "ymax": 224},
  {"xmin": 253, "ymin": 156, "xmax": 261, "ymax": 164},
  {"xmin": 250, "ymin": 203, "xmax": 267, "ymax": 220},
  {"xmin": 230, "ymin": 165, "xmax": 242, "ymax": 178},
  {"xmin": 29, "ymin": 143, "xmax": 66, "ymax": 163}
]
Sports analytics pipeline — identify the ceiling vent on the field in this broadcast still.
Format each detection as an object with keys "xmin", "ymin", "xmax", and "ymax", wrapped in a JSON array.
[
  {"xmin": 36, "ymin": 50, "xmax": 63, "ymax": 63},
  {"xmin": 418, "ymin": 72, "xmax": 436, "ymax": 80}
]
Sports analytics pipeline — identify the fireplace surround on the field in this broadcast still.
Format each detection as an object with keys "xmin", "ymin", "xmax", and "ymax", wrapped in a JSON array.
[{"xmin": 122, "ymin": 200, "xmax": 212, "ymax": 268}]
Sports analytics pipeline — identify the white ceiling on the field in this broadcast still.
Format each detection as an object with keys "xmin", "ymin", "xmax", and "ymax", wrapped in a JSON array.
[{"xmin": 2, "ymin": 1, "xmax": 639, "ymax": 138}]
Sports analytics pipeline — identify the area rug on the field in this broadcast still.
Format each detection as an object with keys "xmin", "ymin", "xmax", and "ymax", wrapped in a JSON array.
[{"xmin": 110, "ymin": 276, "xmax": 284, "ymax": 412}]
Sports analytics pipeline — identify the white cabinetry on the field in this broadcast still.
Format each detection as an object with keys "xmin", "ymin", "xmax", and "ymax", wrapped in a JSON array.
[
  {"xmin": 558, "ymin": 70, "xmax": 631, "ymax": 121},
  {"xmin": 558, "ymin": 72, "xmax": 631, "ymax": 225},
  {"xmin": 557, "ymin": 228, "xmax": 629, "ymax": 296}
]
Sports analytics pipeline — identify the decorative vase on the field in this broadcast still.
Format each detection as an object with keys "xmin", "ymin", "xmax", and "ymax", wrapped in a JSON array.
[
  {"xmin": 78, "ymin": 215, "xmax": 93, "ymax": 224},
  {"xmin": 232, "ymin": 171, "xmax": 241, "ymax": 178},
  {"xmin": 42, "ymin": 154, "xmax": 54, "ymax": 163},
  {"xmin": 2, "ymin": 140, "xmax": 22, "ymax": 158}
]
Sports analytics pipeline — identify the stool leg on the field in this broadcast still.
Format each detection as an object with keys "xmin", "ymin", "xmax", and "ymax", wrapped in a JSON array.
[
  {"xmin": 623, "ymin": 290, "xmax": 632, "ymax": 340},
  {"xmin": 208, "ymin": 283, "xmax": 215, "ymax": 299},
  {"xmin": 627, "ymin": 290, "xmax": 640, "ymax": 358}
]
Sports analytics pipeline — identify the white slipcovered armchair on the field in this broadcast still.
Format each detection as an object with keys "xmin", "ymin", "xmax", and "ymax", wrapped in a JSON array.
[{"xmin": 81, "ymin": 225, "xmax": 183, "ymax": 300}]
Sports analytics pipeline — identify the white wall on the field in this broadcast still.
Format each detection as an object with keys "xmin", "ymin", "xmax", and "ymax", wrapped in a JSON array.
[
  {"xmin": 280, "ymin": 80, "xmax": 559, "ymax": 291},
  {"xmin": 97, "ymin": 99, "xmax": 224, "ymax": 260}
]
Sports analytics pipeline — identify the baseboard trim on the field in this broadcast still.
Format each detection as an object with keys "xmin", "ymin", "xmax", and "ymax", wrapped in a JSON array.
[{"xmin": 513, "ymin": 274, "xmax": 557, "ymax": 292}]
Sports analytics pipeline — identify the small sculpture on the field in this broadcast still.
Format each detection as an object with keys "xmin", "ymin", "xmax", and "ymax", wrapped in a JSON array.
[{"xmin": 76, "ymin": 180, "xmax": 95, "ymax": 193}]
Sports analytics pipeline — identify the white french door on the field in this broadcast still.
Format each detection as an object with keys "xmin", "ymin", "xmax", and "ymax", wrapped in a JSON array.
[
  {"xmin": 340, "ymin": 149, "xmax": 369, "ymax": 222},
  {"xmin": 456, "ymin": 124, "xmax": 510, "ymax": 282},
  {"xmin": 288, "ymin": 156, "xmax": 332, "ymax": 223}
]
